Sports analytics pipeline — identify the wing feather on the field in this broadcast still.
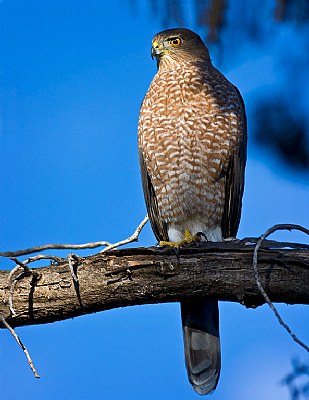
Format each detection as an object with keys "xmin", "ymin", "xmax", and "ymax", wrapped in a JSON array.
[
  {"xmin": 138, "ymin": 149, "xmax": 169, "ymax": 242},
  {"xmin": 221, "ymin": 86, "xmax": 247, "ymax": 238}
]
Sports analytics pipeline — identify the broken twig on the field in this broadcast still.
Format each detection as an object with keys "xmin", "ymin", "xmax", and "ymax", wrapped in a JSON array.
[
  {"xmin": 101, "ymin": 215, "xmax": 149, "ymax": 252},
  {"xmin": 0, "ymin": 314, "xmax": 40, "ymax": 378},
  {"xmin": 0, "ymin": 215, "xmax": 149, "ymax": 258},
  {"xmin": 253, "ymin": 223, "xmax": 309, "ymax": 352}
]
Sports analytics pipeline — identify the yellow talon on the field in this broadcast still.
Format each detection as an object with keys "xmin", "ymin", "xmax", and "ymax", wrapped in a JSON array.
[{"xmin": 159, "ymin": 230, "xmax": 199, "ymax": 247}]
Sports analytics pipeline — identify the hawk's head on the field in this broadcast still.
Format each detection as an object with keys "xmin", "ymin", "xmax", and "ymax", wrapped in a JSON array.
[{"xmin": 151, "ymin": 28, "xmax": 210, "ymax": 68}]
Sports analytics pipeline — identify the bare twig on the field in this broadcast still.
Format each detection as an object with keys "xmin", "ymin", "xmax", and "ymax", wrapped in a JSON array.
[
  {"xmin": 8, "ymin": 259, "xmax": 33, "ymax": 316},
  {"xmin": 0, "ymin": 241, "xmax": 112, "ymax": 258},
  {"xmin": 9, "ymin": 278, "xmax": 19, "ymax": 316},
  {"xmin": 101, "ymin": 215, "xmax": 149, "ymax": 252},
  {"xmin": 2, "ymin": 215, "xmax": 148, "ymax": 322},
  {"xmin": 253, "ymin": 224, "xmax": 309, "ymax": 352},
  {"xmin": 68, "ymin": 254, "xmax": 79, "ymax": 283},
  {"xmin": 24, "ymin": 255, "xmax": 63, "ymax": 265},
  {"xmin": 0, "ymin": 314, "xmax": 40, "ymax": 378},
  {"xmin": 0, "ymin": 216, "xmax": 149, "ymax": 258},
  {"xmin": 8, "ymin": 263, "xmax": 28, "ymax": 285}
]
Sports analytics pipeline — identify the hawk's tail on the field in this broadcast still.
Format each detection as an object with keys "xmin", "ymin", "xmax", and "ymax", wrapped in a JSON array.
[{"xmin": 181, "ymin": 299, "xmax": 221, "ymax": 395}]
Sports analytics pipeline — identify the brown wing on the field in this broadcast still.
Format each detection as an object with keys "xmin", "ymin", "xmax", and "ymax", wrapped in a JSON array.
[
  {"xmin": 139, "ymin": 149, "xmax": 169, "ymax": 242},
  {"xmin": 221, "ymin": 86, "xmax": 247, "ymax": 238}
]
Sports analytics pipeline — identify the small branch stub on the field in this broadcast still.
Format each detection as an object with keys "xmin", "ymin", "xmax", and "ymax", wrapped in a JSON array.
[{"xmin": 0, "ymin": 314, "xmax": 40, "ymax": 378}]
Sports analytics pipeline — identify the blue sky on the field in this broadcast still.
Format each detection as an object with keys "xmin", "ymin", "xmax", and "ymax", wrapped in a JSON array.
[{"xmin": 1, "ymin": 1, "xmax": 308, "ymax": 399}]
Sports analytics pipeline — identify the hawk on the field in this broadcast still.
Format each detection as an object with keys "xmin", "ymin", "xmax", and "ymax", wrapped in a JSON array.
[{"xmin": 138, "ymin": 28, "xmax": 247, "ymax": 395}]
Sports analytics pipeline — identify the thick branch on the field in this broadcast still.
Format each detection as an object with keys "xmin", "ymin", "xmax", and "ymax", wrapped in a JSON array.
[{"xmin": 0, "ymin": 239, "xmax": 308, "ymax": 328}]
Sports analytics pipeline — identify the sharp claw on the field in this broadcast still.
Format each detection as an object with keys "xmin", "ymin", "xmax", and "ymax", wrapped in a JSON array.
[{"xmin": 195, "ymin": 232, "xmax": 208, "ymax": 241}]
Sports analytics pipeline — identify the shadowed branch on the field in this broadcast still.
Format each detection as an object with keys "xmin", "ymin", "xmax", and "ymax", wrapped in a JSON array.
[{"xmin": 0, "ymin": 238, "xmax": 308, "ymax": 329}]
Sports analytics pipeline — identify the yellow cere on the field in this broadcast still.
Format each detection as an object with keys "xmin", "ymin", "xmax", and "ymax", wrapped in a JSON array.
[{"xmin": 152, "ymin": 40, "xmax": 159, "ymax": 49}]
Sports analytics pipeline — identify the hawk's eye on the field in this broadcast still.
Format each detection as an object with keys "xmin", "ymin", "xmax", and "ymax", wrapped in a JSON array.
[{"xmin": 168, "ymin": 37, "xmax": 182, "ymax": 47}]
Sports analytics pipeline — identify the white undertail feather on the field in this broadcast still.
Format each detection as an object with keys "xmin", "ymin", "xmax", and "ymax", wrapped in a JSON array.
[{"xmin": 168, "ymin": 224, "xmax": 222, "ymax": 242}]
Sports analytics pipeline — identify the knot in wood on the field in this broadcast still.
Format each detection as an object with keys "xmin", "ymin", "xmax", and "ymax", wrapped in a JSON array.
[{"xmin": 158, "ymin": 261, "xmax": 177, "ymax": 278}]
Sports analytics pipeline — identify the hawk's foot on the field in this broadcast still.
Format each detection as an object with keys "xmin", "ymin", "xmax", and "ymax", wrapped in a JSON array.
[{"xmin": 159, "ymin": 230, "xmax": 201, "ymax": 247}]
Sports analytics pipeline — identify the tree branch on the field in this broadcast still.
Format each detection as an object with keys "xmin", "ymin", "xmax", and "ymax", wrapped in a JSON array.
[{"xmin": 0, "ymin": 239, "xmax": 308, "ymax": 328}]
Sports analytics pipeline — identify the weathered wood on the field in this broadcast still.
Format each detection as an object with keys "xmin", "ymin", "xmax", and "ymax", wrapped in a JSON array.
[{"xmin": 0, "ymin": 239, "xmax": 308, "ymax": 328}]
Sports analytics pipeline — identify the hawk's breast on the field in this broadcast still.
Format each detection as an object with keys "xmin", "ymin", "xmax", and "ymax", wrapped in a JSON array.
[{"xmin": 138, "ymin": 62, "xmax": 244, "ymax": 230}]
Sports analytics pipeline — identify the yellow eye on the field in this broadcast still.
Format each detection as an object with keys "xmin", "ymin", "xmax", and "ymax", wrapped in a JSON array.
[{"xmin": 168, "ymin": 37, "xmax": 182, "ymax": 47}]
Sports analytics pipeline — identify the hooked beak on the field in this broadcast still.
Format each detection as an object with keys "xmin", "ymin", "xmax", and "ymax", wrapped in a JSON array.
[{"xmin": 151, "ymin": 40, "xmax": 164, "ymax": 60}]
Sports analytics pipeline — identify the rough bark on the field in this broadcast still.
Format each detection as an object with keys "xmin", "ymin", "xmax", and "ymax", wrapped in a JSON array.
[{"xmin": 0, "ymin": 239, "xmax": 308, "ymax": 328}]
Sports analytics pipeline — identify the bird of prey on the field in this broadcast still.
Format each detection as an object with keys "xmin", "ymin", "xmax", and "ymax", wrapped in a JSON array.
[{"xmin": 138, "ymin": 28, "xmax": 247, "ymax": 395}]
